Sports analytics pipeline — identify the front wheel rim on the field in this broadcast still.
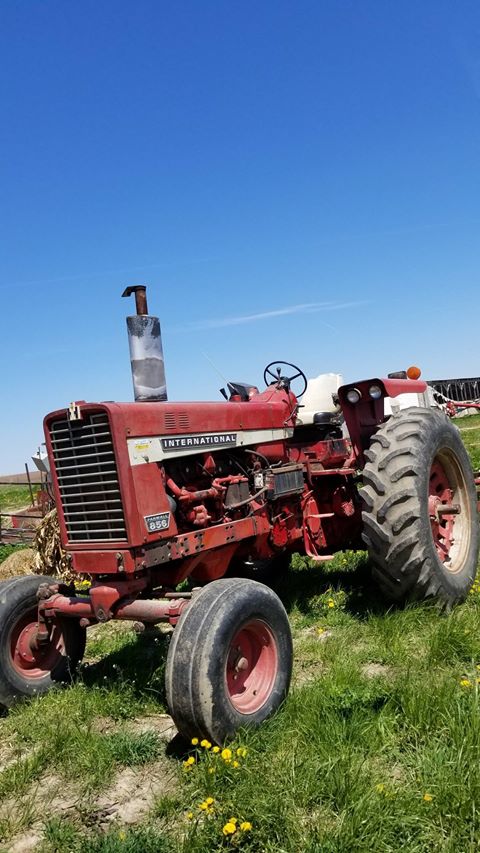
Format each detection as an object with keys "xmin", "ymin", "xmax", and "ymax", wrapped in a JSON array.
[
  {"xmin": 10, "ymin": 608, "xmax": 66, "ymax": 680},
  {"xmin": 226, "ymin": 619, "xmax": 278, "ymax": 713}
]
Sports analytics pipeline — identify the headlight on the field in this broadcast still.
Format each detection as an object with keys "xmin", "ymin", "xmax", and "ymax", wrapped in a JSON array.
[
  {"xmin": 368, "ymin": 384, "xmax": 383, "ymax": 400},
  {"xmin": 346, "ymin": 388, "xmax": 361, "ymax": 404}
]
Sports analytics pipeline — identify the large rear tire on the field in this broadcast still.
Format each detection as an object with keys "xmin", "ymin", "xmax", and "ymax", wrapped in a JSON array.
[
  {"xmin": 165, "ymin": 578, "xmax": 292, "ymax": 743},
  {"xmin": 0, "ymin": 575, "xmax": 86, "ymax": 709},
  {"xmin": 361, "ymin": 407, "xmax": 479, "ymax": 606}
]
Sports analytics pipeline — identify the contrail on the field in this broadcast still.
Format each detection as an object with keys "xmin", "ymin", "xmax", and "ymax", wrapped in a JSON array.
[{"xmin": 181, "ymin": 300, "xmax": 369, "ymax": 331}]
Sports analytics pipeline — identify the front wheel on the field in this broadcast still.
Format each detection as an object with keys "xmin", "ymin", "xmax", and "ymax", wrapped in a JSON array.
[
  {"xmin": 361, "ymin": 407, "xmax": 479, "ymax": 606},
  {"xmin": 0, "ymin": 575, "xmax": 86, "ymax": 709},
  {"xmin": 165, "ymin": 578, "xmax": 293, "ymax": 743}
]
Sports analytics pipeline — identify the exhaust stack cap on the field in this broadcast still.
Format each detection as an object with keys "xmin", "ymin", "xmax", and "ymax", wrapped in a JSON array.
[{"xmin": 123, "ymin": 285, "xmax": 168, "ymax": 402}]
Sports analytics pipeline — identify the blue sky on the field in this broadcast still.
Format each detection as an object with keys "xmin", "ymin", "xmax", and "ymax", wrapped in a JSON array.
[{"xmin": 1, "ymin": 1, "xmax": 479, "ymax": 473}]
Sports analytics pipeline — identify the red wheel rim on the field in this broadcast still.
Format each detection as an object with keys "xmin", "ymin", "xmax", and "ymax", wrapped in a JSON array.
[
  {"xmin": 428, "ymin": 449, "xmax": 472, "ymax": 574},
  {"xmin": 10, "ymin": 608, "xmax": 66, "ymax": 680},
  {"xmin": 226, "ymin": 619, "xmax": 278, "ymax": 714},
  {"xmin": 429, "ymin": 460, "xmax": 455, "ymax": 562}
]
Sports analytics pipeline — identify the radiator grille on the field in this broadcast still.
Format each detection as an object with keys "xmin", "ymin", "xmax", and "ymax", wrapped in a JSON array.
[{"xmin": 49, "ymin": 412, "xmax": 127, "ymax": 543}]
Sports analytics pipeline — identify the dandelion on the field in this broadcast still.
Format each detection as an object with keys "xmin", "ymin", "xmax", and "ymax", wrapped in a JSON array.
[
  {"xmin": 191, "ymin": 737, "xmax": 199, "ymax": 745},
  {"xmin": 186, "ymin": 812, "xmax": 194, "ymax": 820},
  {"xmin": 316, "ymin": 626, "xmax": 325, "ymax": 635},
  {"xmin": 423, "ymin": 793, "xmax": 433, "ymax": 803},
  {"xmin": 327, "ymin": 599, "xmax": 335, "ymax": 608},
  {"xmin": 199, "ymin": 801, "xmax": 208, "ymax": 811},
  {"xmin": 205, "ymin": 797, "xmax": 214, "ymax": 805},
  {"xmin": 240, "ymin": 822, "xmax": 252, "ymax": 831},
  {"xmin": 375, "ymin": 783, "xmax": 385, "ymax": 794},
  {"xmin": 221, "ymin": 748, "xmax": 232, "ymax": 761},
  {"xmin": 212, "ymin": 745, "xmax": 220, "ymax": 753},
  {"xmin": 460, "ymin": 679, "xmax": 473, "ymax": 688},
  {"xmin": 232, "ymin": 760, "xmax": 240, "ymax": 768},
  {"xmin": 201, "ymin": 739, "xmax": 212, "ymax": 749},
  {"xmin": 236, "ymin": 747, "xmax": 247, "ymax": 758},
  {"xmin": 223, "ymin": 822, "xmax": 237, "ymax": 836},
  {"xmin": 183, "ymin": 756, "xmax": 195, "ymax": 769},
  {"xmin": 208, "ymin": 767, "xmax": 215, "ymax": 774}
]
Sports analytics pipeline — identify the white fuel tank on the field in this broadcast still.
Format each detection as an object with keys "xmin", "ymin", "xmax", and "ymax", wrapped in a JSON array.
[{"xmin": 296, "ymin": 373, "xmax": 343, "ymax": 425}]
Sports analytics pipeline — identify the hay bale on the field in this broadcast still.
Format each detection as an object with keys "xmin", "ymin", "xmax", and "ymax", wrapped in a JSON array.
[{"xmin": 0, "ymin": 548, "xmax": 35, "ymax": 580}]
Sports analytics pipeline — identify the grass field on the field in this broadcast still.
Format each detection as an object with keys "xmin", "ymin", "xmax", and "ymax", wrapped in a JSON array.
[
  {"xmin": 0, "ymin": 485, "xmax": 33, "ymax": 512},
  {"xmin": 0, "ymin": 416, "xmax": 479, "ymax": 852}
]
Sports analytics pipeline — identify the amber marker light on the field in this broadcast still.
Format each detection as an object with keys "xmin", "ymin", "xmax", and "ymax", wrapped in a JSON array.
[{"xmin": 406, "ymin": 365, "xmax": 422, "ymax": 380}]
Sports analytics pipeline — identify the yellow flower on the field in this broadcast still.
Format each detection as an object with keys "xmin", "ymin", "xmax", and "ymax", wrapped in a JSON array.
[
  {"xmin": 375, "ymin": 783, "xmax": 385, "ymax": 794},
  {"xmin": 191, "ymin": 737, "xmax": 199, "ymax": 745},
  {"xmin": 229, "ymin": 817, "xmax": 238, "ymax": 824},
  {"xmin": 460, "ymin": 679, "xmax": 472, "ymax": 688},
  {"xmin": 240, "ymin": 821, "xmax": 252, "ymax": 831},
  {"xmin": 423, "ymin": 793, "xmax": 433, "ymax": 803},
  {"xmin": 205, "ymin": 797, "xmax": 214, "ymax": 805},
  {"xmin": 183, "ymin": 756, "xmax": 195, "ymax": 768},
  {"xmin": 316, "ymin": 626, "xmax": 325, "ymax": 635},
  {"xmin": 201, "ymin": 739, "xmax": 212, "ymax": 749},
  {"xmin": 327, "ymin": 599, "xmax": 335, "ymax": 608},
  {"xmin": 212, "ymin": 745, "xmax": 220, "ymax": 753},
  {"xmin": 199, "ymin": 801, "xmax": 209, "ymax": 810},
  {"xmin": 223, "ymin": 822, "xmax": 237, "ymax": 836},
  {"xmin": 208, "ymin": 767, "xmax": 215, "ymax": 774},
  {"xmin": 186, "ymin": 812, "xmax": 194, "ymax": 820},
  {"xmin": 221, "ymin": 748, "xmax": 232, "ymax": 760},
  {"xmin": 236, "ymin": 747, "xmax": 247, "ymax": 758},
  {"xmin": 232, "ymin": 760, "xmax": 240, "ymax": 768},
  {"xmin": 118, "ymin": 831, "xmax": 126, "ymax": 841}
]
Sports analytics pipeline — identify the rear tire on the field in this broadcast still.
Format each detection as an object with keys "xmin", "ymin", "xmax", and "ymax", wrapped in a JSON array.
[
  {"xmin": 165, "ymin": 578, "xmax": 293, "ymax": 743},
  {"xmin": 361, "ymin": 407, "xmax": 478, "ymax": 606},
  {"xmin": 0, "ymin": 575, "xmax": 86, "ymax": 709}
]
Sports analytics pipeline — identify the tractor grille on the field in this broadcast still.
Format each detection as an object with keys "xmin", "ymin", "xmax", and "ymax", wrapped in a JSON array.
[{"xmin": 49, "ymin": 412, "xmax": 127, "ymax": 543}]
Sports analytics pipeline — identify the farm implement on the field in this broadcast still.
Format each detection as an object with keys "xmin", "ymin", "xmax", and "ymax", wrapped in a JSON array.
[{"xmin": 0, "ymin": 287, "xmax": 478, "ymax": 743}]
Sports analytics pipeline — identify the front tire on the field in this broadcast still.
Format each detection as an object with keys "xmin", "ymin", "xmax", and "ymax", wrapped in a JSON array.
[
  {"xmin": 361, "ymin": 407, "xmax": 479, "ymax": 606},
  {"xmin": 165, "ymin": 578, "xmax": 293, "ymax": 743},
  {"xmin": 0, "ymin": 575, "xmax": 86, "ymax": 709}
]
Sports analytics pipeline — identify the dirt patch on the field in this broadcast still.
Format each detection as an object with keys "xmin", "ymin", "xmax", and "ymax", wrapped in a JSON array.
[
  {"xmin": 0, "ymin": 773, "xmax": 82, "ymax": 852},
  {"xmin": 93, "ymin": 713, "xmax": 177, "ymax": 740},
  {"xmin": 361, "ymin": 662, "xmax": 391, "ymax": 679},
  {"xmin": 0, "ymin": 550, "xmax": 34, "ymax": 580},
  {"xmin": 93, "ymin": 757, "xmax": 178, "ymax": 827},
  {"xmin": 292, "ymin": 658, "xmax": 326, "ymax": 688},
  {"xmin": 1, "ymin": 715, "xmax": 179, "ymax": 850},
  {"xmin": 7, "ymin": 832, "xmax": 43, "ymax": 853}
]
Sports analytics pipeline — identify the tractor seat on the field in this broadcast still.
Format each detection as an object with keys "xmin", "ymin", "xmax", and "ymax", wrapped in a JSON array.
[{"xmin": 313, "ymin": 411, "xmax": 343, "ymax": 427}]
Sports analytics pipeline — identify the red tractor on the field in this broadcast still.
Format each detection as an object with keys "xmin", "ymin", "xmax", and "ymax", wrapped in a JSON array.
[{"xmin": 0, "ymin": 288, "xmax": 477, "ymax": 743}]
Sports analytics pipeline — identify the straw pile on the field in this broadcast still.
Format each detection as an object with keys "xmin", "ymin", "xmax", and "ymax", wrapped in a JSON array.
[{"xmin": 31, "ymin": 509, "xmax": 76, "ymax": 582}]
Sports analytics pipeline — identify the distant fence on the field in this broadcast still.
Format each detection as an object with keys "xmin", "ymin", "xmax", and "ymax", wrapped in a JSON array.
[{"xmin": 428, "ymin": 377, "xmax": 480, "ymax": 403}]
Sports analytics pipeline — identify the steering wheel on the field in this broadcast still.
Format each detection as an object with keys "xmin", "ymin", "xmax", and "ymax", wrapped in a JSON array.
[{"xmin": 263, "ymin": 361, "xmax": 308, "ymax": 399}]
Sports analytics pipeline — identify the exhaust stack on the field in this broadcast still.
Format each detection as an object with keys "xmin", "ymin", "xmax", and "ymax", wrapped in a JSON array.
[{"xmin": 122, "ymin": 285, "xmax": 168, "ymax": 402}]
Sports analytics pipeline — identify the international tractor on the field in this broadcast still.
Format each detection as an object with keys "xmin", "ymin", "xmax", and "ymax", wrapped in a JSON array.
[{"xmin": 0, "ymin": 287, "xmax": 477, "ymax": 743}]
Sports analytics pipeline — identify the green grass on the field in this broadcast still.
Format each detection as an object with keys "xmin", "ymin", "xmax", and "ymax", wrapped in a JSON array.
[
  {"xmin": 457, "ymin": 414, "xmax": 480, "ymax": 470},
  {"xmin": 2, "ymin": 560, "xmax": 480, "ymax": 852},
  {"xmin": 0, "ymin": 419, "xmax": 479, "ymax": 851},
  {"xmin": 0, "ymin": 485, "xmax": 34, "ymax": 512}
]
